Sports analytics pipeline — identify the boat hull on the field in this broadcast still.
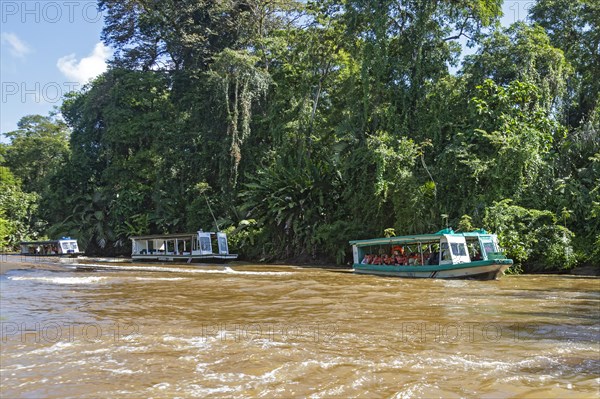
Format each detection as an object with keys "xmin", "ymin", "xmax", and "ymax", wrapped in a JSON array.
[
  {"xmin": 353, "ymin": 260, "xmax": 512, "ymax": 280},
  {"xmin": 131, "ymin": 254, "xmax": 238, "ymax": 263}
]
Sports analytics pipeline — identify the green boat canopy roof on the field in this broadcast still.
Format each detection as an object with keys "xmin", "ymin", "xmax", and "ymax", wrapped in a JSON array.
[
  {"xmin": 349, "ymin": 235, "xmax": 446, "ymax": 247},
  {"xmin": 130, "ymin": 233, "xmax": 199, "ymax": 240},
  {"xmin": 349, "ymin": 229, "xmax": 492, "ymax": 247}
]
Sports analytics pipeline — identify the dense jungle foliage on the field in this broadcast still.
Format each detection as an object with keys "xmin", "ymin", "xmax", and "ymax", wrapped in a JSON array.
[{"xmin": 1, "ymin": 0, "xmax": 598, "ymax": 272}]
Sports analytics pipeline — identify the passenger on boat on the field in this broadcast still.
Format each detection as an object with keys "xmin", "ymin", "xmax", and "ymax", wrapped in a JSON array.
[
  {"xmin": 380, "ymin": 254, "xmax": 389, "ymax": 265},
  {"xmin": 361, "ymin": 254, "xmax": 373, "ymax": 264},
  {"xmin": 413, "ymin": 253, "xmax": 422, "ymax": 266},
  {"xmin": 394, "ymin": 254, "xmax": 403, "ymax": 265},
  {"xmin": 392, "ymin": 245, "xmax": 404, "ymax": 255},
  {"xmin": 409, "ymin": 253, "xmax": 423, "ymax": 265},
  {"xmin": 427, "ymin": 251, "xmax": 440, "ymax": 265},
  {"xmin": 420, "ymin": 251, "xmax": 431, "ymax": 265}
]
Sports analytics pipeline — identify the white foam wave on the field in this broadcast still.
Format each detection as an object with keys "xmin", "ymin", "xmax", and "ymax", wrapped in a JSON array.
[
  {"xmin": 134, "ymin": 277, "xmax": 188, "ymax": 281},
  {"xmin": 162, "ymin": 335, "xmax": 214, "ymax": 351},
  {"xmin": 189, "ymin": 385, "xmax": 238, "ymax": 396},
  {"xmin": 103, "ymin": 367, "xmax": 143, "ymax": 375},
  {"xmin": 28, "ymin": 341, "xmax": 74, "ymax": 354},
  {"xmin": 300, "ymin": 359, "xmax": 340, "ymax": 370},
  {"xmin": 421, "ymin": 353, "xmax": 564, "ymax": 376},
  {"xmin": 8, "ymin": 276, "xmax": 106, "ymax": 285},
  {"xmin": 439, "ymin": 279, "xmax": 469, "ymax": 287},
  {"xmin": 310, "ymin": 385, "xmax": 346, "ymax": 399},
  {"xmin": 392, "ymin": 382, "xmax": 436, "ymax": 399},
  {"xmin": 352, "ymin": 375, "xmax": 370, "ymax": 389},
  {"xmin": 249, "ymin": 338, "xmax": 290, "ymax": 349},
  {"xmin": 73, "ymin": 263, "xmax": 294, "ymax": 276},
  {"xmin": 115, "ymin": 334, "xmax": 143, "ymax": 343},
  {"xmin": 1, "ymin": 363, "xmax": 30, "ymax": 371},
  {"xmin": 81, "ymin": 348, "xmax": 111, "ymax": 355}
]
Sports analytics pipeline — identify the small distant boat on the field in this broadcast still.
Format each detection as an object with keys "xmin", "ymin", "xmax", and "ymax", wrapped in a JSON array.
[
  {"xmin": 130, "ymin": 231, "xmax": 238, "ymax": 263},
  {"xmin": 350, "ymin": 229, "xmax": 512, "ymax": 280},
  {"xmin": 20, "ymin": 237, "xmax": 80, "ymax": 256}
]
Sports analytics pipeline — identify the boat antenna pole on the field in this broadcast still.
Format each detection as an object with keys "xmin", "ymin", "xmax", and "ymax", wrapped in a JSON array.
[
  {"xmin": 204, "ymin": 194, "xmax": 221, "ymax": 232},
  {"xmin": 441, "ymin": 214, "xmax": 449, "ymax": 229}
]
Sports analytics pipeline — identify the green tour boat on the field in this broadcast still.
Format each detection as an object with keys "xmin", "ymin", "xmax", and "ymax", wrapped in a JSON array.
[{"xmin": 350, "ymin": 229, "xmax": 512, "ymax": 280}]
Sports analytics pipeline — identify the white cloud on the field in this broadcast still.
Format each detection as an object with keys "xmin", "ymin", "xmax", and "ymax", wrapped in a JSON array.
[
  {"xmin": 1, "ymin": 32, "xmax": 31, "ymax": 58},
  {"xmin": 57, "ymin": 42, "xmax": 112, "ymax": 84}
]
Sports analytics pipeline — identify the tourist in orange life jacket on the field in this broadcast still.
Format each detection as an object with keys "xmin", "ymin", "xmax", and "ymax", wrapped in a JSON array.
[
  {"xmin": 392, "ymin": 245, "xmax": 404, "ymax": 256},
  {"xmin": 372, "ymin": 255, "xmax": 382, "ymax": 265},
  {"xmin": 413, "ymin": 253, "xmax": 422, "ymax": 265}
]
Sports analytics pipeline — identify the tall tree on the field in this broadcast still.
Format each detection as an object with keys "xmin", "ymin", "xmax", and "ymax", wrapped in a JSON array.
[
  {"xmin": 529, "ymin": 0, "xmax": 600, "ymax": 127},
  {"xmin": 0, "ymin": 166, "xmax": 42, "ymax": 249},
  {"xmin": 3, "ymin": 114, "xmax": 70, "ymax": 194}
]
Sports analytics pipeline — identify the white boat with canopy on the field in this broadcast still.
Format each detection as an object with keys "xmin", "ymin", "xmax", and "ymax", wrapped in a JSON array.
[
  {"xmin": 130, "ymin": 231, "xmax": 237, "ymax": 262},
  {"xmin": 20, "ymin": 237, "xmax": 80, "ymax": 256}
]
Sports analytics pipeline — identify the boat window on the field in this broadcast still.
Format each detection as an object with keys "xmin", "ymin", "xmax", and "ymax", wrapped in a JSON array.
[
  {"xmin": 167, "ymin": 241, "xmax": 175, "ymax": 253},
  {"xmin": 218, "ymin": 235, "xmax": 228, "ymax": 254},
  {"xmin": 440, "ymin": 243, "xmax": 452, "ymax": 261},
  {"xmin": 483, "ymin": 242, "xmax": 495, "ymax": 253},
  {"xmin": 451, "ymin": 243, "xmax": 467, "ymax": 256},
  {"xmin": 200, "ymin": 236, "xmax": 212, "ymax": 252},
  {"xmin": 182, "ymin": 239, "xmax": 191, "ymax": 254},
  {"xmin": 481, "ymin": 239, "xmax": 496, "ymax": 254}
]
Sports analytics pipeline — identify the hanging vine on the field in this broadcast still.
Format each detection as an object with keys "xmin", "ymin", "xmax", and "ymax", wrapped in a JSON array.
[{"xmin": 210, "ymin": 49, "xmax": 271, "ymax": 188}]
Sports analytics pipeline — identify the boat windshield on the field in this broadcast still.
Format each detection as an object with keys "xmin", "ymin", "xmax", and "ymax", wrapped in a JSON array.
[
  {"xmin": 480, "ymin": 237, "xmax": 497, "ymax": 255},
  {"xmin": 201, "ymin": 238, "xmax": 210, "ymax": 251},
  {"xmin": 450, "ymin": 243, "xmax": 467, "ymax": 257}
]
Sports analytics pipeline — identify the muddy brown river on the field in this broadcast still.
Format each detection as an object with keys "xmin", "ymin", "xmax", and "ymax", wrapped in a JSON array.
[{"xmin": 1, "ymin": 261, "xmax": 598, "ymax": 398}]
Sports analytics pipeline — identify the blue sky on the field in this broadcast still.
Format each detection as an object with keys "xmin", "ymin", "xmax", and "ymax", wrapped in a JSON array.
[
  {"xmin": 1, "ymin": 0, "xmax": 108, "ymax": 141},
  {"xmin": 0, "ymin": 1, "xmax": 531, "ymax": 143}
]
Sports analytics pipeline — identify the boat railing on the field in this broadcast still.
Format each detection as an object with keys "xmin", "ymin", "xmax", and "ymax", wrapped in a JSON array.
[{"xmin": 136, "ymin": 249, "xmax": 194, "ymax": 256}]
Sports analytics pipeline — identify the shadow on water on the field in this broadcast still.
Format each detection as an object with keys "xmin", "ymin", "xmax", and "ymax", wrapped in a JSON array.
[
  {"xmin": 502, "ymin": 321, "xmax": 600, "ymax": 344},
  {"xmin": 504, "ymin": 308, "xmax": 600, "ymax": 322}
]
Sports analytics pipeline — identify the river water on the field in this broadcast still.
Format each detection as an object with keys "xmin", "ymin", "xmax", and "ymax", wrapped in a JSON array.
[{"xmin": 1, "ymin": 262, "xmax": 598, "ymax": 398}]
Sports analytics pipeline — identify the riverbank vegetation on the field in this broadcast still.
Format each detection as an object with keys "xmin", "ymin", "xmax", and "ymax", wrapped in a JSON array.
[{"xmin": 1, "ymin": 0, "xmax": 598, "ymax": 272}]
